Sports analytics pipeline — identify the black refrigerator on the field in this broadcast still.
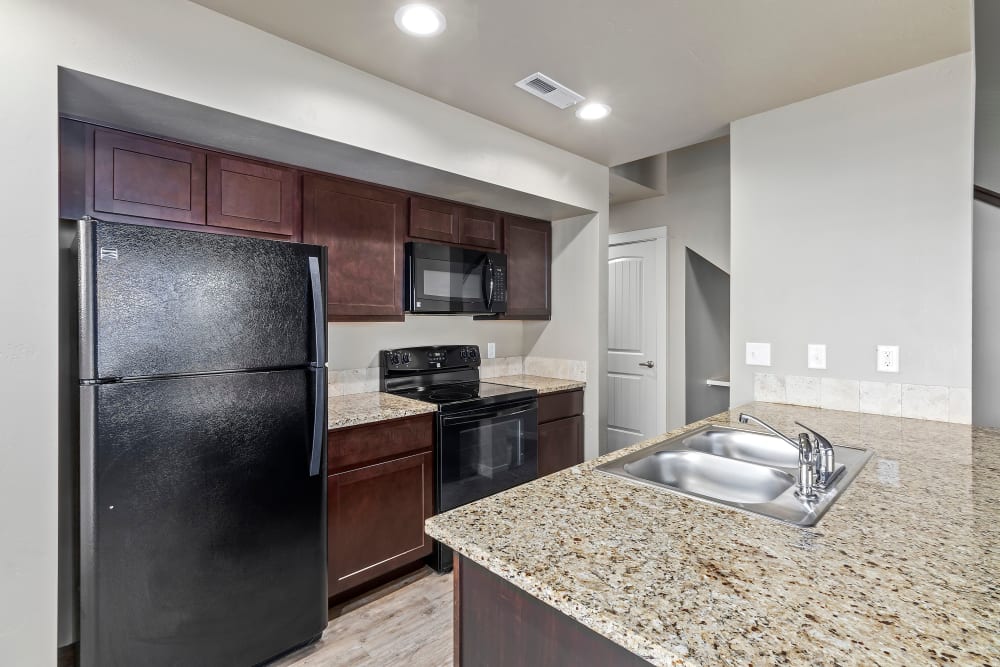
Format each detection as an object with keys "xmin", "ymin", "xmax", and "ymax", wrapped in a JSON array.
[{"xmin": 75, "ymin": 219, "xmax": 328, "ymax": 666}]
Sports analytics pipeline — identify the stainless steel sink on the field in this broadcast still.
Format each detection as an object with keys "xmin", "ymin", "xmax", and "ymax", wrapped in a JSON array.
[{"xmin": 596, "ymin": 424, "xmax": 873, "ymax": 526}]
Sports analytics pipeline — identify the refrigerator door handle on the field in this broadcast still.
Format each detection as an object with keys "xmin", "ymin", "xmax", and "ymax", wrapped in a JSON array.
[
  {"xmin": 309, "ymin": 368, "xmax": 324, "ymax": 477},
  {"xmin": 308, "ymin": 255, "xmax": 325, "ymax": 477},
  {"xmin": 308, "ymin": 256, "xmax": 325, "ymax": 364}
]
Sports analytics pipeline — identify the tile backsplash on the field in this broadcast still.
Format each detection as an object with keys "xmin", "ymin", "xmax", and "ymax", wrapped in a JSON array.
[
  {"xmin": 331, "ymin": 356, "xmax": 587, "ymax": 396},
  {"xmin": 754, "ymin": 373, "xmax": 971, "ymax": 424}
]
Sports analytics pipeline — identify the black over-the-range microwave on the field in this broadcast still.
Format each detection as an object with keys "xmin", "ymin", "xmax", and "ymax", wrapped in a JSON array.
[{"xmin": 405, "ymin": 242, "xmax": 507, "ymax": 314}]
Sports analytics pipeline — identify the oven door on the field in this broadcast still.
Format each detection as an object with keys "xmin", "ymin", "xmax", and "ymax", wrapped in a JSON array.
[
  {"xmin": 406, "ymin": 242, "xmax": 506, "ymax": 314},
  {"xmin": 437, "ymin": 399, "xmax": 538, "ymax": 512}
]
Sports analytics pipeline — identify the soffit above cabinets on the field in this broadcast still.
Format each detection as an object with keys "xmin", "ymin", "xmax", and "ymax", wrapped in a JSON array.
[{"xmin": 191, "ymin": 0, "xmax": 970, "ymax": 166}]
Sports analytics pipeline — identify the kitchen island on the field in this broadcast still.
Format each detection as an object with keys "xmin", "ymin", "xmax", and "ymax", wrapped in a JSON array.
[{"xmin": 424, "ymin": 402, "xmax": 999, "ymax": 666}]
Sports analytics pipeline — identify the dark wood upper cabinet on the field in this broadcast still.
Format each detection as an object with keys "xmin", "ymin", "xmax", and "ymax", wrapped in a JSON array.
[
  {"xmin": 409, "ymin": 196, "xmax": 461, "ymax": 243},
  {"xmin": 207, "ymin": 155, "xmax": 299, "ymax": 238},
  {"xmin": 93, "ymin": 127, "xmax": 207, "ymax": 225},
  {"xmin": 303, "ymin": 174, "xmax": 407, "ymax": 321},
  {"xmin": 504, "ymin": 215, "xmax": 552, "ymax": 319},
  {"xmin": 460, "ymin": 207, "xmax": 502, "ymax": 250}
]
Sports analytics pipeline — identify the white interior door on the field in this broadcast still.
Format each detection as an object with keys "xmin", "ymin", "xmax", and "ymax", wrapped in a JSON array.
[{"xmin": 607, "ymin": 236, "xmax": 663, "ymax": 451}]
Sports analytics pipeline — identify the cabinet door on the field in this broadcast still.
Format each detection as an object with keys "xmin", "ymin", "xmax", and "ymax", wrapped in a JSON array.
[
  {"xmin": 460, "ymin": 207, "xmax": 502, "ymax": 249},
  {"xmin": 538, "ymin": 415, "xmax": 584, "ymax": 477},
  {"xmin": 207, "ymin": 155, "xmax": 299, "ymax": 238},
  {"xmin": 409, "ymin": 196, "xmax": 461, "ymax": 243},
  {"xmin": 94, "ymin": 128, "xmax": 207, "ymax": 225},
  {"xmin": 303, "ymin": 174, "xmax": 407, "ymax": 320},
  {"xmin": 327, "ymin": 451, "xmax": 433, "ymax": 596},
  {"xmin": 504, "ymin": 216, "xmax": 552, "ymax": 319}
]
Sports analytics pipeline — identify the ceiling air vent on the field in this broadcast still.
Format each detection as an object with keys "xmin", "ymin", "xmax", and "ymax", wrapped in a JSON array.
[{"xmin": 515, "ymin": 72, "xmax": 584, "ymax": 109}]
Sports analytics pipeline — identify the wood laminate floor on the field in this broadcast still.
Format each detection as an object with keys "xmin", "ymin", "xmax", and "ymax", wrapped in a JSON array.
[{"xmin": 273, "ymin": 567, "xmax": 454, "ymax": 667}]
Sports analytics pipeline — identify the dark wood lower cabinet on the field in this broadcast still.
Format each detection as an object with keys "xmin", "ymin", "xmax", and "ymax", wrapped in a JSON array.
[
  {"xmin": 326, "ymin": 414, "xmax": 435, "ymax": 598},
  {"xmin": 538, "ymin": 415, "xmax": 583, "ymax": 477},
  {"xmin": 537, "ymin": 389, "xmax": 585, "ymax": 477},
  {"xmin": 454, "ymin": 556, "xmax": 650, "ymax": 666}
]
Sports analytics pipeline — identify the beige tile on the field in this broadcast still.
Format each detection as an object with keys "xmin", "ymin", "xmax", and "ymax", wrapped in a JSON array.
[
  {"xmin": 820, "ymin": 378, "xmax": 860, "ymax": 412},
  {"xmin": 860, "ymin": 381, "xmax": 902, "ymax": 417},
  {"xmin": 785, "ymin": 376, "xmax": 820, "ymax": 407},
  {"xmin": 948, "ymin": 387, "xmax": 972, "ymax": 425},
  {"xmin": 753, "ymin": 373, "xmax": 785, "ymax": 403},
  {"xmin": 901, "ymin": 384, "xmax": 949, "ymax": 422}
]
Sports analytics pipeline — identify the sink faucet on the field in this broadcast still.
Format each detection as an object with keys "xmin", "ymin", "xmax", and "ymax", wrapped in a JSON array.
[{"xmin": 738, "ymin": 413, "xmax": 837, "ymax": 499}]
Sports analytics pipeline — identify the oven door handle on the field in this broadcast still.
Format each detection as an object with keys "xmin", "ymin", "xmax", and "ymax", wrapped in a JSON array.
[{"xmin": 441, "ymin": 401, "xmax": 536, "ymax": 424}]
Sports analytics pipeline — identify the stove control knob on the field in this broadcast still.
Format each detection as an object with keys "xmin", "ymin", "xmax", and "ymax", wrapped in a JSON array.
[
  {"xmin": 402, "ymin": 352, "xmax": 410, "ymax": 363},
  {"xmin": 460, "ymin": 349, "xmax": 468, "ymax": 359},
  {"xmin": 390, "ymin": 352, "xmax": 401, "ymax": 365},
  {"xmin": 468, "ymin": 348, "xmax": 478, "ymax": 360}
]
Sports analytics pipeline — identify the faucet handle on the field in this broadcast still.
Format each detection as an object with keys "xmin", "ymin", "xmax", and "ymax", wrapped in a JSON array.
[{"xmin": 794, "ymin": 421, "xmax": 832, "ymax": 451}]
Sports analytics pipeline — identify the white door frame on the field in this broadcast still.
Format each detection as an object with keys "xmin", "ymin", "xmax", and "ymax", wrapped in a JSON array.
[{"xmin": 608, "ymin": 227, "xmax": 668, "ymax": 438}]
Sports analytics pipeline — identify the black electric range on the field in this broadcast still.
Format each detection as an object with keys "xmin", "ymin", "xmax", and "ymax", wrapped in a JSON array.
[{"xmin": 380, "ymin": 345, "xmax": 539, "ymax": 572}]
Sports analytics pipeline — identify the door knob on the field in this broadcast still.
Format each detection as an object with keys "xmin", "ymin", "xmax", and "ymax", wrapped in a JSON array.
[{"xmin": 639, "ymin": 361, "xmax": 654, "ymax": 368}]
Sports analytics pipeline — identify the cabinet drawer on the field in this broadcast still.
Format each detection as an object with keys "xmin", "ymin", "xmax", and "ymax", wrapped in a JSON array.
[
  {"xmin": 538, "ymin": 389, "xmax": 584, "ymax": 424},
  {"xmin": 327, "ymin": 451, "xmax": 433, "ymax": 596},
  {"xmin": 538, "ymin": 415, "xmax": 584, "ymax": 477},
  {"xmin": 328, "ymin": 413, "xmax": 434, "ymax": 472}
]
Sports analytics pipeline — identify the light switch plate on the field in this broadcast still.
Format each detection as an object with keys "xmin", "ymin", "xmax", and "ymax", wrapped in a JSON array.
[
  {"xmin": 807, "ymin": 344, "xmax": 827, "ymax": 370},
  {"xmin": 487, "ymin": 342, "xmax": 496, "ymax": 359},
  {"xmin": 876, "ymin": 345, "xmax": 899, "ymax": 373},
  {"xmin": 745, "ymin": 342, "xmax": 771, "ymax": 366}
]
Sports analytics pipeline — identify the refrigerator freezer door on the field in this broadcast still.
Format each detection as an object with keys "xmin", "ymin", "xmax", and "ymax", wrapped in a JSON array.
[
  {"xmin": 79, "ymin": 220, "xmax": 325, "ymax": 380},
  {"xmin": 79, "ymin": 370, "xmax": 327, "ymax": 667}
]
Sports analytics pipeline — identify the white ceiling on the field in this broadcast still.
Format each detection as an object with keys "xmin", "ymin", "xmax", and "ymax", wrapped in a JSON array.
[{"xmin": 192, "ymin": 0, "xmax": 970, "ymax": 166}]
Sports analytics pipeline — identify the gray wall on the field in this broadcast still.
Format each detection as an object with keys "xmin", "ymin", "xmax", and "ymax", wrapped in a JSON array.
[
  {"xmin": 730, "ymin": 53, "xmax": 974, "ymax": 405},
  {"xmin": 328, "ymin": 319, "xmax": 524, "ymax": 370},
  {"xmin": 610, "ymin": 137, "xmax": 730, "ymax": 428},
  {"xmin": 973, "ymin": 0, "xmax": 1000, "ymax": 426},
  {"xmin": 973, "ymin": 201, "xmax": 1000, "ymax": 426},
  {"xmin": 975, "ymin": 0, "xmax": 1000, "ymax": 192},
  {"xmin": 685, "ymin": 249, "xmax": 730, "ymax": 423}
]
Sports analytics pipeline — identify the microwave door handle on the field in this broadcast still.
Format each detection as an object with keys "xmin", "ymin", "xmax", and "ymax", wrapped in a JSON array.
[{"xmin": 482, "ymin": 258, "xmax": 495, "ymax": 310}]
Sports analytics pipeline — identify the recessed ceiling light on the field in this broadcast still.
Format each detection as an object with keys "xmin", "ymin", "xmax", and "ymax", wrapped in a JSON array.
[
  {"xmin": 394, "ymin": 4, "xmax": 446, "ymax": 37},
  {"xmin": 576, "ymin": 102, "xmax": 611, "ymax": 120}
]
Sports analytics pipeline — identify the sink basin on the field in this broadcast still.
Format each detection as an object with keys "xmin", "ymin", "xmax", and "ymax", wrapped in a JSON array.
[
  {"xmin": 682, "ymin": 429, "xmax": 799, "ymax": 468},
  {"xmin": 596, "ymin": 424, "xmax": 872, "ymax": 526},
  {"xmin": 624, "ymin": 450, "xmax": 795, "ymax": 504}
]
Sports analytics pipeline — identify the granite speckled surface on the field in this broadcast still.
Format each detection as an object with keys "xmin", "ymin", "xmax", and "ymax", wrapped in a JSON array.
[
  {"xmin": 425, "ymin": 402, "xmax": 1000, "ymax": 666},
  {"xmin": 328, "ymin": 391, "xmax": 436, "ymax": 430},
  {"xmin": 489, "ymin": 374, "xmax": 586, "ymax": 395}
]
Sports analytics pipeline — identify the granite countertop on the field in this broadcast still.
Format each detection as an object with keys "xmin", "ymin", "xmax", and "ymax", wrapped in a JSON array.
[
  {"xmin": 328, "ymin": 392, "xmax": 436, "ymax": 430},
  {"xmin": 489, "ymin": 374, "xmax": 586, "ymax": 395},
  {"xmin": 425, "ymin": 402, "xmax": 999, "ymax": 666}
]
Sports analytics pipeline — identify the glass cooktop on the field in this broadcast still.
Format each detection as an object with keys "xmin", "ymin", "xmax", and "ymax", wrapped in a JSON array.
[{"xmin": 392, "ymin": 381, "xmax": 536, "ymax": 408}]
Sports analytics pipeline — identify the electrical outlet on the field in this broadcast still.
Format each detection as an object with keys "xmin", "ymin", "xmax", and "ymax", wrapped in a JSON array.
[
  {"xmin": 807, "ymin": 344, "xmax": 827, "ymax": 370},
  {"xmin": 876, "ymin": 345, "xmax": 899, "ymax": 373},
  {"xmin": 745, "ymin": 342, "xmax": 771, "ymax": 366},
  {"xmin": 487, "ymin": 342, "xmax": 496, "ymax": 359}
]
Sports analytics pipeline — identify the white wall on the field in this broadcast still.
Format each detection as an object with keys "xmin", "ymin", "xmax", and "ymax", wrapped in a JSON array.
[
  {"xmin": 0, "ymin": 0, "xmax": 607, "ymax": 662},
  {"xmin": 730, "ymin": 53, "xmax": 974, "ymax": 407},
  {"xmin": 610, "ymin": 138, "xmax": 731, "ymax": 429}
]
